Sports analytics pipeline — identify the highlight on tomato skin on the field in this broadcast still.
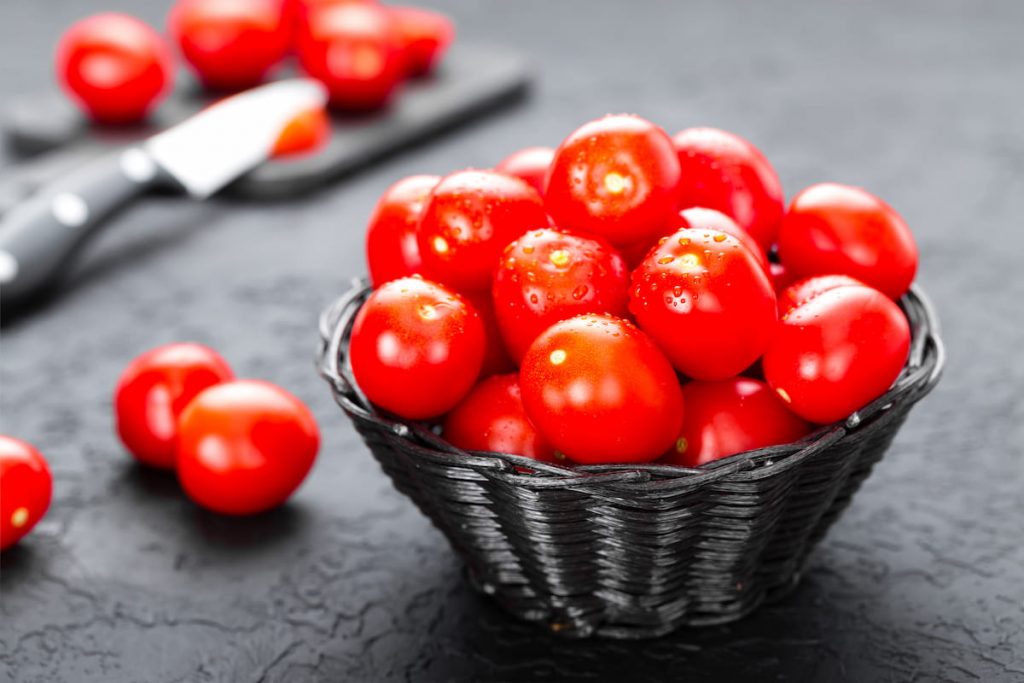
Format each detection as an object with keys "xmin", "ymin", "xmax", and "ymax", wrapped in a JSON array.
[
  {"xmin": 365, "ymin": 174, "xmax": 440, "ymax": 287},
  {"xmin": 0, "ymin": 436, "xmax": 53, "ymax": 551},
  {"xmin": 674, "ymin": 206, "xmax": 770, "ymax": 273},
  {"xmin": 777, "ymin": 273, "xmax": 865, "ymax": 317}
]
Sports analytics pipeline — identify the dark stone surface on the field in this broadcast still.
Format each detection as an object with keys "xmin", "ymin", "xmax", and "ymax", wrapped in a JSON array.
[{"xmin": 1, "ymin": 1, "xmax": 1022, "ymax": 681}]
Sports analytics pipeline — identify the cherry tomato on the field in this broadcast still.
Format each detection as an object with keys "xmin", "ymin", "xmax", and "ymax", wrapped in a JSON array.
[
  {"xmin": 272, "ymin": 106, "xmax": 331, "ymax": 158},
  {"xmin": 630, "ymin": 229, "xmax": 778, "ymax": 380},
  {"xmin": 777, "ymin": 274, "xmax": 865, "ymax": 317},
  {"xmin": 660, "ymin": 378, "xmax": 810, "ymax": 467},
  {"xmin": 520, "ymin": 314, "xmax": 684, "ymax": 464},
  {"xmin": 297, "ymin": 3, "xmax": 405, "ymax": 110},
  {"xmin": 545, "ymin": 114, "xmax": 681, "ymax": 248},
  {"xmin": 389, "ymin": 5, "xmax": 454, "ymax": 76},
  {"xmin": 672, "ymin": 127, "xmax": 784, "ymax": 251},
  {"xmin": 492, "ymin": 227, "xmax": 629, "ymax": 361},
  {"xmin": 115, "ymin": 343, "xmax": 234, "ymax": 469},
  {"xmin": 55, "ymin": 13, "xmax": 173, "ymax": 125},
  {"xmin": 675, "ymin": 207, "xmax": 770, "ymax": 273},
  {"xmin": 349, "ymin": 277, "xmax": 486, "ymax": 419},
  {"xmin": 417, "ymin": 169, "xmax": 548, "ymax": 292},
  {"xmin": 169, "ymin": 0, "xmax": 291, "ymax": 91},
  {"xmin": 443, "ymin": 374, "xmax": 555, "ymax": 461},
  {"xmin": 770, "ymin": 260, "xmax": 798, "ymax": 294},
  {"xmin": 0, "ymin": 437, "xmax": 52, "ymax": 551},
  {"xmin": 462, "ymin": 288, "xmax": 516, "ymax": 378},
  {"xmin": 777, "ymin": 183, "xmax": 918, "ymax": 300},
  {"xmin": 365, "ymin": 174, "xmax": 439, "ymax": 286},
  {"xmin": 176, "ymin": 380, "xmax": 319, "ymax": 515},
  {"xmin": 495, "ymin": 146, "xmax": 555, "ymax": 195},
  {"xmin": 763, "ymin": 284, "xmax": 910, "ymax": 424}
]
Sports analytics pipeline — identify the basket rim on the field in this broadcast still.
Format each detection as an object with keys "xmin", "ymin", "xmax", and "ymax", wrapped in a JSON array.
[{"xmin": 316, "ymin": 277, "xmax": 945, "ymax": 492}]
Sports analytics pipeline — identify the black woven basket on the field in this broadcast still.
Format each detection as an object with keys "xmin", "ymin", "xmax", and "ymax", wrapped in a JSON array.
[{"xmin": 316, "ymin": 279, "xmax": 944, "ymax": 639}]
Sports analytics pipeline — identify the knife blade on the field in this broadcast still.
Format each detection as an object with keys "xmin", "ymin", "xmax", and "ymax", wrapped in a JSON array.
[{"xmin": 0, "ymin": 78, "xmax": 328, "ymax": 308}]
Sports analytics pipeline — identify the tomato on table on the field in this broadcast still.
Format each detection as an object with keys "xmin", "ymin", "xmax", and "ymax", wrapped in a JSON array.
[
  {"xmin": 519, "ymin": 314, "xmax": 684, "ymax": 464},
  {"xmin": 297, "ymin": 3, "xmax": 405, "ymax": 110},
  {"xmin": 661, "ymin": 378, "xmax": 810, "ymax": 467},
  {"xmin": 389, "ymin": 5, "xmax": 454, "ymax": 76},
  {"xmin": 0, "ymin": 436, "xmax": 53, "ymax": 551},
  {"xmin": 272, "ymin": 106, "xmax": 331, "ymax": 158},
  {"xmin": 115, "ymin": 343, "xmax": 234, "ymax": 469},
  {"xmin": 672, "ymin": 127, "xmax": 784, "ymax": 251},
  {"xmin": 763, "ymin": 284, "xmax": 911, "ymax": 424},
  {"xmin": 176, "ymin": 380, "xmax": 319, "ymax": 515},
  {"xmin": 674, "ymin": 207, "xmax": 770, "ymax": 273},
  {"xmin": 777, "ymin": 274, "xmax": 865, "ymax": 317},
  {"xmin": 495, "ymin": 146, "xmax": 555, "ymax": 195},
  {"xmin": 491, "ymin": 227, "xmax": 629, "ymax": 361},
  {"xmin": 55, "ymin": 13, "xmax": 173, "ymax": 124},
  {"xmin": 777, "ymin": 183, "xmax": 918, "ymax": 300},
  {"xmin": 545, "ymin": 114, "xmax": 681, "ymax": 248},
  {"xmin": 365, "ymin": 174, "xmax": 439, "ymax": 286},
  {"xmin": 629, "ymin": 229, "xmax": 778, "ymax": 380},
  {"xmin": 417, "ymin": 169, "xmax": 547, "ymax": 292},
  {"xmin": 349, "ymin": 277, "xmax": 486, "ymax": 419},
  {"xmin": 443, "ymin": 374, "xmax": 555, "ymax": 461}
]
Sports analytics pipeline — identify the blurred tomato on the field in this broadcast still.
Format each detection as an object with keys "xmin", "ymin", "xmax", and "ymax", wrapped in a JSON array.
[
  {"xmin": 365, "ymin": 174, "xmax": 439, "ymax": 286},
  {"xmin": 389, "ymin": 5, "xmax": 454, "ymax": 76},
  {"xmin": 495, "ymin": 146, "xmax": 555, "ymax": 195},
  {"xmin": 0, "ymin": 437, "xmax": 52, "ymax": 551}
]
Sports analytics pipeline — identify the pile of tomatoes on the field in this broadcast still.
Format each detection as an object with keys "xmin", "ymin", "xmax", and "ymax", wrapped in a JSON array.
[
  {"xmin": 54, "ymin": 0, "xmax": 454, "ymax": 150},
  {"xmin": 353, "ymin": 115, "xmax": 919, "ymax": 467}
]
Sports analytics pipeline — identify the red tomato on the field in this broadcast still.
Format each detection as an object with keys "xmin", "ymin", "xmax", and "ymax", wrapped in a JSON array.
[
  {"xmin": 365, "ymin": 174, "xmax": 439, "ymax": 286},
  {"xmin": 461, "ymin": 288, "xmax": 516, "ymax": 378},
  {"xmin": 443, "ymin": 374, "xmax": 555, "ymax": 461},
  {"xmin": 763, "ymin": 284, "xmax": 910, "ymax": 424},
  {"xmin": 492, "ymin": 227, "xmax": 629, "ymax": 361},
  {"xmin": 389, "ymin": 5, "xmax": 454, "ymax": 76},
  {"xmin": 272, "ymin": 106, "xmax": 331, "ymax": 158},
  {"xmin": 519, "ymin": 314, "xmax": 684, "ymax": 464},
  {"xmin": 176, "ymin": 380, "xmax": 319, "ymax": 515},
  {"xmin": 115, "ymin": 343, "xmax": 234, "ymax": 469},
  {"xmin": 777, "ymin": 274, "xmax": 865, "ymax": 317},
  {"xmin": 0, "ymin": 437, "xmax": 52, "ymax": 551},
  {"xmin": 660, "ymin": 378, "xmax": 810, "ymax": 467},
  {"xmin": 630, "ymin": 229, "xmax": 777, "ymax": 380},
  {"xmin": 770, "ymin": 260, "xmax": 798, "ymax": 294},
  {"xmin": 169, "ymin": 0, "xmax": 291, "ymax": 91},
  {"xmin": 675, "ymin": 207, "xmax": 770, "ymax": 273},
  {"xmin": 777, "ymin": 183, "xmax": 918, "ymax": 300},
  {"xmin": 297, "ymin": 3, "xmax": 405, "ymax": 110},
  {"xmin": 545, "ymin": 114, "xmax": 681, "ymax": 248},
  {"xmin": 672, "ymin": 127, "xmax": 784, "ymax": 251},
  {"xmin": 349, "ymin": 277, "xmax": 486, "ymax": 419},
  {"xmin": 417, "ymin": 170, "xmax": 548, "ymax": 292},
  {"xmin": 495, "ymin": 146, "xmax": 555, "ymax": 195},
  {"xmin": 55, "ymin": 13, "xmax": 173, "ymax": 124}
]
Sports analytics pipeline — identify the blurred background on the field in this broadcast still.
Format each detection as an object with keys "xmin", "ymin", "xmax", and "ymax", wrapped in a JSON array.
[{"xmin": 1, "ymin": 1, "xmax": 1022, "ymax": 681}]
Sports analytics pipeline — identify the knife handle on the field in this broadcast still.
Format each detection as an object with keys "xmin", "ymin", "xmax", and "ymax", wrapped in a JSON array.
[{"xmin": 0, "ymin": 147, "xmax": 160, "ymax": 306}]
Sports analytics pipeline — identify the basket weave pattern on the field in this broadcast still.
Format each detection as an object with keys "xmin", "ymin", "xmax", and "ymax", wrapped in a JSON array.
[{"xmin": 317, "ymin": 281, "xmax": 944, "ymax": 639}]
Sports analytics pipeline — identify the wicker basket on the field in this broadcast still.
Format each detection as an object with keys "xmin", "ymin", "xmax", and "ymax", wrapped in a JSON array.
[{"xmin": 316, "ymin": 279, "xmax": 944, "ymax": 639}]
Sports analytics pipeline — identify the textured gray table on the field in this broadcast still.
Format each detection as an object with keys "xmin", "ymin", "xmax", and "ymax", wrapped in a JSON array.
[{"xmin": 2, "ymin": 1, "xmax": 1023, "ymax": 681}]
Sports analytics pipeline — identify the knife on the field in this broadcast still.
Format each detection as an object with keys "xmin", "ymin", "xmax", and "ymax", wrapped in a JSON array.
[{"xmin": 0, "ymin": 78, "xmax": 328, "ymax": 307}]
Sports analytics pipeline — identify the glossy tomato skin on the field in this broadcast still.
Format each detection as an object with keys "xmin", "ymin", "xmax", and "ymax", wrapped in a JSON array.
[
  {"xmin": 778, "ymin": 183, "xmax": 918, "ymax": 300},
  {"xmin": 443, "ymin": 374, "xmax": 555, "ymax": 461},
  {"xmin": 55, "ymin": 13, "xmax": 173, "ymax": 124},
  {"xmin": 673, "ymin": 127, "xmax": 784, "ymax": 251},
  {"xmin": 763, "ymin": 285, "xmax": 911, "ymax": 424},
  {"xmin": 630, "ymin": 229, "xmax": 778, "ymax": 380},
  {"xmin": 675, "ymin": 207, "xmax": 770, "ymax": 273},
  {"xmin": 545, "ymin": 115, "xmax": 681, "ymax": 248},
  {"xmin": 661, "ymin": 378, "xmax": 809, "ymax": 467},
  {"xmin": 777, "ymin": 274, "xmax": 865, "ymax": 317},
  {"xmin": 176, "ymin": 380, "xmax": 319, "ymax": 515},
  {"xmin": 169, "ymin": 0, "xmax": 291, "ymax": 91},
  {"xmin": 272, "ymin": 106, "xmax": 331, "ymax": 158},
  {"xmin": 389, "ymin": 5, "xmax": 454, "ymax": 76},
  {"xmin": 495, "ymin": 146, "xmax": 555, "ymax": 195},
  {"xmin": 520, "ymin": 314, "xmax": 684, "ymax": 464},
  {"xmin": 349, "ymin": 277, "xmax": 486, "ymax": 419},
  {"xmin": 115, "ymin": 343, "xmax": 235, "ymax": 469},
  {"xmin": 0, "ymin": 437, "xmax": 53, "ymax": 551},
  {"xmin": 297, "ymin": 3, "xmax": 404, "ymax": 110},
  {"xmin": 365, "ymin": 174, "xmax": 440, "ymax": 286},
  {"xmin": 417, "ymin": 170, "xmax": 548, "ymax": 292},
  {"xmin": 492, "ymin": 227, "xmax": 629, "ymax": 361}
]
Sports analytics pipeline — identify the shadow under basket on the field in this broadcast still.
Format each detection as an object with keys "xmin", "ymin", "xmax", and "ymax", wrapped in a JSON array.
[{"xmin": 317, "ymin": 280, "xmax": 945, "ymax": 639}]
